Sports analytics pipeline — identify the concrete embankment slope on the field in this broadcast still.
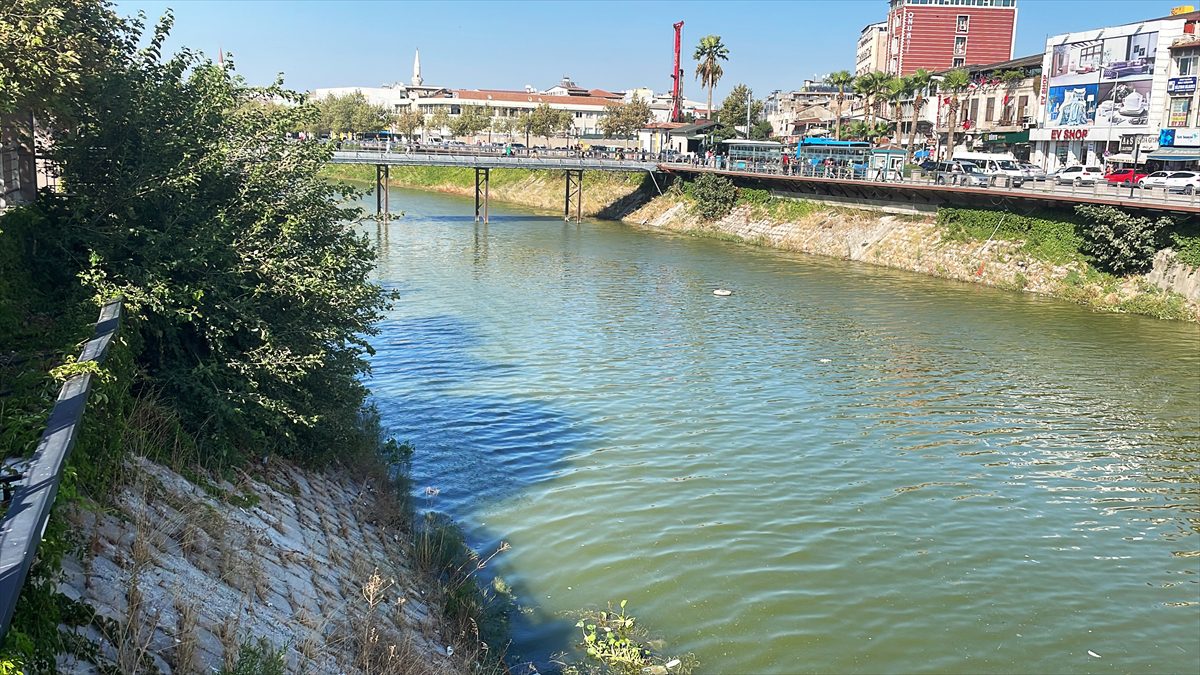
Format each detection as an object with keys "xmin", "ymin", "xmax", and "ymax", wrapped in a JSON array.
[{"xmin": 54, "ymin": 456, "xmax": 471, "ymax": 674}]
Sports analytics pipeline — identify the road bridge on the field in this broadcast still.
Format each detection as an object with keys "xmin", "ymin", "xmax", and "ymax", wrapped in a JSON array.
[
  {"xmin": 330, "ymin": 150, "xmax": 658, "ymax": 223},
  {"xmin": 658, "ymin": 164, "xmax": 1200, "ymax": 217}
]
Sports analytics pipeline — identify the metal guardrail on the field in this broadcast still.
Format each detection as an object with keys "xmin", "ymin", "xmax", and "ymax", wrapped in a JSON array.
[
  {"xmin": 329, "ymin": 149, "xmax": 659, "ymax": 172},
  {"xmin": 0, "ymin": 298, "xmax": 123, "ymax": 643},
  {"xmin": 658, "ymin": 161, "xmax": 1200, "ymax": 209}
]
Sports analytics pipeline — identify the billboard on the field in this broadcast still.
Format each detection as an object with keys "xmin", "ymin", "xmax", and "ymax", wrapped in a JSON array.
[{"xmin": 1045, "ymin": 29, "xmax": 1157, "ymax": 130}]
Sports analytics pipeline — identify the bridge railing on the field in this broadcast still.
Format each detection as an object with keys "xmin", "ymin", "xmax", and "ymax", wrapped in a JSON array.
[
  {"xmin": 659, "ymin": 161, "xmax": 1200, "ymax": 207},
  {"xmin": 0, "ymin": 299, "xmax": 124, "ymax": 643},
  {"xmin": 331, "ymin": 149, "xmax": 658, "ymax": 171}
]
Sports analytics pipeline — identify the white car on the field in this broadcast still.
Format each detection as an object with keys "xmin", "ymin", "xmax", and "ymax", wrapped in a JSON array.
[
  {"xmin": 1055, "ymin": 165, "xmax": 1104, "ymax": 186},
  {"xmin": 1163, "ymin": 171, "xmax": 1200, "ymax": 194},
  {"xmin": 1137, "ymin": 171, "xmax": 1177, "ymax": 190}
]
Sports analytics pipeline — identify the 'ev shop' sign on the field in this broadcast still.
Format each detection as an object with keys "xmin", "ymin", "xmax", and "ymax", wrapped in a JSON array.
[{"xmin": 1050, "ymin": 129, "xmax": 1089, "ymax": 141}]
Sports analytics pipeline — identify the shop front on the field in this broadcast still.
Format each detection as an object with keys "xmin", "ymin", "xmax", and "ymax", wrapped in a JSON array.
[{"xmin": 980, "ymin": 130, "xmax": 1031, "ymax": 160}]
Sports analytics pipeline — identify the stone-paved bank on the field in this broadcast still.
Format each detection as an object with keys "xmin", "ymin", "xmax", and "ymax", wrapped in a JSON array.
[
  {"xmin": 624, "ymin": 193, "xmax": 1200, "ymax": 322},
  {"xmin": 54, "ymin": 456, "xmax": 472, "ymax": 674}
]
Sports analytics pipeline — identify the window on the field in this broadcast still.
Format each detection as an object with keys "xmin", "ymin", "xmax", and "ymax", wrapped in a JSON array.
[
  {"xmin": 969, "ymin": 98, "xmax": 980, "ymax": 121},
  {"xmin": 1177, "ymin": 49, "xmax": 1199, "ymax": 77},
  {"xmin": 1017, "ymin": 95, "xmax": 1028, "ymax": 121},
  {"xmin": 957, "ymin": 15, "xmax": 969, "ymax": 32},
  {"xmin": 985, "ymin": 97, "xmax": 995, "ymax": 121},
  {"xmin": 953, "ymin": 57, "xmax": 966, "ymax": 68},
  {"xmin": 954, "ymin": 36, "xmax": 967, "ymax": 56}
]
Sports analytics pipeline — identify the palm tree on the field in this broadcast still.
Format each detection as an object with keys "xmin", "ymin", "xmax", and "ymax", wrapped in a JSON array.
[
  {"xmin": 905, "ymin": 69, "xmax": 933, "ymax": 163},
  {"xmin": 693, "ymin": 35, "xmax": 729, "ymax": 122},
  {"xmin": 825, "ymin": 70, "xmax": 855, "ymax": 142},
  {"xmin": 854, "ymin": 71, "xmax": 888, "ymax": 139},
  {"xmin": 940, "ymin": 69, "xmax": 970, "ymax": 160},
  {"xmin": 884, "ymin": 76, "xmax": 908, "ymax": 139}
]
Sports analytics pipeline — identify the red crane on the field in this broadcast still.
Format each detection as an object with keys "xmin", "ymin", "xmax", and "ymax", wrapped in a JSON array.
[{"xmin": 670, "ymin": 21, "xmax": 684, "ymax": 123}]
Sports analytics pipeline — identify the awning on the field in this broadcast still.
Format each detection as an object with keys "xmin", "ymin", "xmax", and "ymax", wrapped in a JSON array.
[
  {"xmin": 1105, "ymin": 152, "xmax": 1147, "ymax": 164},
  {"xmin": 1146, "ymin": 147, "xmax": 1200, "ymax": 161}
]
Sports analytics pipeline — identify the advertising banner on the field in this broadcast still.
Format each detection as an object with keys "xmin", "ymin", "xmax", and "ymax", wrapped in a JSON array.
[
  {"xmin": 1168, "ymin": 97, "xmax": 1191, "ymax": 128},
  {"xmin": 1045, "ymin": 29, "xmax": 1157, "ymax": 131}
]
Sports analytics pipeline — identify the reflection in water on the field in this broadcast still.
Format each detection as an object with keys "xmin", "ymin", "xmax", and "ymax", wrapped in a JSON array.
[{"xmin": 365, "ymin": 188, "xmax": 1200, "ymax": 674}]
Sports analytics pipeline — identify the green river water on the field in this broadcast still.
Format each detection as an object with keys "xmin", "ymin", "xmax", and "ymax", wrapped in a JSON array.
[{"xmin": 363, "ymin": 188, "xmax": 1200, "ymax": 674}]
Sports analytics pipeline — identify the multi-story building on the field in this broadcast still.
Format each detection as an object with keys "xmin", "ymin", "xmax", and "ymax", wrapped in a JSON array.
[
  {"xmin": 766, "ymin": 83, "xmax": 860, "ymax": 140},
  {"xmin": 1154, "ymin": 15, "xmax": 1200, "ymax": 168},
  {"xmin": 1030, "ymin": 9, "xmax": 1200, "ymax": 172},
  {"xmin": 856, "ymin": 22, "xmax": 889, "ymax": 76},
  {"xmin": 892, "ymin": 53, "xmax": 1039, "ymax": 159},
  {"xmin": 884, "ymin": 0, "xmax": 1018, "ymax": 76}
]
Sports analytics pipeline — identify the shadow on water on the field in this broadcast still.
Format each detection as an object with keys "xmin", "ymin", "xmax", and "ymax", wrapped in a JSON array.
[{"xmin": 367, "ymin": 313, "xmax": 591, "ymax": 671}]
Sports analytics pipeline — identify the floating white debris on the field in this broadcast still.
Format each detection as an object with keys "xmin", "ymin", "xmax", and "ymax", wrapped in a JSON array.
[
  {"xmin": 713, "ymin": 289, "xmax": 732, "ymax": 297},
  {"xmin": 818, "ymin": 358, "xmax": 832, "ymax": 363},
  {"xmin": 666, "ymin": 659, "xmax": 682, "ymax": 669},
  {"xmin": 1087, "ymin": 650, "xmax": 1101, "ymax": 658}
]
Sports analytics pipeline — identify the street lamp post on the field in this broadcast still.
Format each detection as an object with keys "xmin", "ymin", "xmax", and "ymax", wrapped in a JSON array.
[{"xmin": 1130, "ymin": 133, "xmax": 1144, "ymax": 199}]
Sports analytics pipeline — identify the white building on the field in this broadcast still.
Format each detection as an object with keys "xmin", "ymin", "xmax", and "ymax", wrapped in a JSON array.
[
  {"xmin": 856, "ymin": 22, "xmax": 889, "ymax": 76},
  {"xmin": 1029, "ymin": 10, "xmax": 1200, "ymax": 172}
]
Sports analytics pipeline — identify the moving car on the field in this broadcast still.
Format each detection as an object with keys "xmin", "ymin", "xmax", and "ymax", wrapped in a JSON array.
[
  {"xmin": 952, "ymin": 152, "xmax": 1026, "ymax": 186},
  {"xmin": 929, "ymin": 161, "xmax": 991, "ymax": 187},
  {"xmin": 1020, "ymin": 163, "xmax": 1048, "ymax": 181},
  {"xmin": 1104, "ymin": 168, "xmax": 1147, "ymax": 185},
  {"xmin": 1055, "ymin": 165, "xmax": 1104, "ymax": 186},
  {"xmin": 1137, "ymin": 171, "xmax": 1177, "ymax": 190},
  {"xmin": 1163, "ymin": 171, "xmax": 1200, "ymax": 194}
]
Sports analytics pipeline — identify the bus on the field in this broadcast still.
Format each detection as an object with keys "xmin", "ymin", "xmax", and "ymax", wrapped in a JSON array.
[
  {"xmin": 795, "ymin": 137, "xmax": 870, "ymax": 177},
  {"xmin": 723, "ymin": 140, "xmax": 784, "ymax": 171}
]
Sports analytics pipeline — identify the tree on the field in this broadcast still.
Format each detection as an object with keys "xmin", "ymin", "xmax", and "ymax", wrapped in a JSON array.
[
  {"xmin": 529, "ymin": 103, "xmax": 564, "ymax": 143},
  {"xmin": 427, "ymin": 107, "xmax": 450, "ymax": 138},
  {"xmin": 514, "ymin": 111, "xmax": 534, "ymax": 146},
  {"xmin": 824, "ymin": 70, "xmax": 854, "ymax": 143},
  {"xmin": 719, "ymin": 84, "xmax": 763, "ymax": 135},
  {"xmin": 693, "ymin": 35, "xmax": 729, "ymax": 122},
  {"xmin": 884, "ymin": 76, "xmax": 908, "ymax": 138},
  {"xmin": 0, "ymin": 0, "xmax": 126, "ymax": 117},
  {"xmin": 449, "ymin": 104, "xmax": 490, "ymax": 138},
  {"xmin": 309, "ymin": 92, "xmax": 389, "ymax": 137},
  {"xmin": 39, "ymin": 12, "xmax": 390, "ymax": 462},
  {"xmin": 750, "ymin": 119, "xmax": 773, "ymax": 140},
  {"xmin": 940, "ymin": 69, "xmax": 970, "ymax": 160},
  {"xmin": 905, "ymin": 69, "xmax": 933, "ymax": 164},
  {"xmin": 854, "ymin": 71, "xmax": 888, "ymax": 134},
  {"xmin": 394, "ymin": 108, "xmax": 423, "ymax": 140},
  {"xmin": 599, "ymin": 96, "xmax": 651, "ymax": 138}
]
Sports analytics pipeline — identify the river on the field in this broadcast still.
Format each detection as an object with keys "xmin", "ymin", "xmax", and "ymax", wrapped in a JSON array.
[{"xmin": 363, "ymin": 188, "xmax": 1200, "ymax": 674}]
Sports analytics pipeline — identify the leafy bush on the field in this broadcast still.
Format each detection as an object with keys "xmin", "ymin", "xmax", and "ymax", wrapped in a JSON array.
[
  {"xmin": 559, "ymin": 600, "xmax": 696, "ymax": 675},
  {"xmin": 937, "ymin": 207, "xmax": 1084, "ymax": 264},
  {"xmin": 737, "ymin": 187, "xmax": 771, "ymax": 205},
  {"xmin": 1074, "ymin": 205, "xmax": 1169, "ymax": 275},
  {"xmin": 688, "ymin": 174, "xmax": 738, "ymax": 221},
  {"xmin": 1169, "ymin": 232, "xmax": 1200, "ymax": 268}
]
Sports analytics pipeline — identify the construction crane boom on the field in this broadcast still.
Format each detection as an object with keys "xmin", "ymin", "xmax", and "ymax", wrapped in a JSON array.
[{"xmin": 670, "ymin": 21, "xmax": 684, "ymax": 123}]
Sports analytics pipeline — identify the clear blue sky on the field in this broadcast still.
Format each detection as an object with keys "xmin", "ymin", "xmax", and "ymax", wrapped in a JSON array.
[{"xmin": 117, "ymin": 1, "xmax": 1176, "ymax": 102}]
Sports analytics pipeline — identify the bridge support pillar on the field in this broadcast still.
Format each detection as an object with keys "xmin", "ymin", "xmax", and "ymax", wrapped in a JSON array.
[
  {"xmin": 375, "ymin": 165, "xmax": 390, "ymax": 220},
  {"xmin": 564, "ymin": 169, "xmax": 582, "ymax": 222},
  {"xmin": 474, "ymin": 167, "xmax": 490, "ymax": 223}
]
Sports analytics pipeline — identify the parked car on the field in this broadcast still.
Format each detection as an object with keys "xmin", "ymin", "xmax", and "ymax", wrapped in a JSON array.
[
  {"xmin": 1163, "ymin": 171, "xmax": 1200, "ymax": 194},
  {"xmin": 1138, "ymin": 171, "xmax": 1177, "ymax": 190},
  {"xmin": 1055, "ymin": 165, "xmax": 1104, "ymax": 186},
  {"xmin": 1019, "ymin": 163, "xmax": 1048, "ymax": 181},
  {"xmin": 1104, "ymin": 168, "xmax": 1148, "ymax": 185},
  {"xmin": 929, "ymin": 161, "xmax": 990, "ymax": 187}
]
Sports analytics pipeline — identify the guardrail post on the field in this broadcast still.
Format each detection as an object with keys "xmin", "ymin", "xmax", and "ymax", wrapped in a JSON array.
[
  {"xmin": 564, "ymin": 169, "xmax": 582, "ymax": 222},
  {"xmin": 474, "ymin": 167, "xmax": 489, "ymax": 224}
]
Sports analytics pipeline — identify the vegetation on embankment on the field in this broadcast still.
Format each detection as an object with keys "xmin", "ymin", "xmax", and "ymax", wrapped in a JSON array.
[
  {"xmin": 321, "ymin": 163, "xmax": 652, "ymax": 218},
  {"xmin": 1, "ymin": 2, "xmax": 511, "ymax": 671},
  {"xmin": 626, "ymin": 175, "xmax": 1200, "ymax": 322}
]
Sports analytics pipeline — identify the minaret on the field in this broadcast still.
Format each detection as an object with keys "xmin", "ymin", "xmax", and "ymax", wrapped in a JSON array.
[{"xmin": 412, "ymin": 48, "xmax": 423, "ymax": 87}]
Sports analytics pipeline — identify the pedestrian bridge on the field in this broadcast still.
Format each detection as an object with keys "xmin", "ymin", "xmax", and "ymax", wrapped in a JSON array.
[{"xmin": 330, "ymin": 150, "xmax": 659, "ymax": 222}]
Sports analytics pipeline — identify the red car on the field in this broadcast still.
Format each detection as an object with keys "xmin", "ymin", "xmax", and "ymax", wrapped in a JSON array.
[{"xmin": 1105, "ymin": 168, "xmax": 1147, "ymax": 185}]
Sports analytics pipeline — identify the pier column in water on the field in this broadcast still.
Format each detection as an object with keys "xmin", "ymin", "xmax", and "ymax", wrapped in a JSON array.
[
  {"xmin": 564, "ymin": 169, "xmax": 582, "ymax": 222},
  {"xmin": 375, "ymin": 164, "xmax": 390, "ymax": 221},
  {"xmin": 474, "ymin": 167, "xmax": 490, "ymax": 223}
]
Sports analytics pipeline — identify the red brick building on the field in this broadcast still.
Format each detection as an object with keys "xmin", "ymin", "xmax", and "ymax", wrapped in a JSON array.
[{"xmin": 885, "ymin": 0, "xmax": 1018, "ymax": 76}]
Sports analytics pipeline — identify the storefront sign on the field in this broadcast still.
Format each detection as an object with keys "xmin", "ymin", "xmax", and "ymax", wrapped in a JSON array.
[
  {"xmin": 1050, "ymin": 128, "xmax": 1089, "ymax": 140},
  {"xmin": 1169, "ymin": 97, "xmax": 1192, "ymax": 128},
  {"xmin": 1174, "ymin": 129, "xmax": 1200, "ymax": 147},
  {"xmin": 1167, "ymin": 77, "xmax": 1197, "ymax": 95}
]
